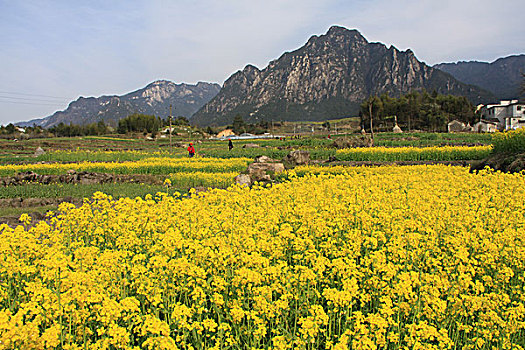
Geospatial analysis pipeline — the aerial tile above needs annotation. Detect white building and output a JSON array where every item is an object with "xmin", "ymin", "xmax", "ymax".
[{"xmin": 479, "ymin": 100, "xmax": 525, "ymax": 131}]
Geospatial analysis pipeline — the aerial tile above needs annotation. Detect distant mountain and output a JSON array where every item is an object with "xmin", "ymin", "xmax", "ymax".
[
  {"xmin": 434, "ymin": 55, "xmax": 525, "ymax": 100},
  {"xmin": 18, "ymin": 80, "xmax": 221, "ymax": 128},
  {"xmin": 191, "ymin": 26, "xmax": 494, "ymax": 126}
]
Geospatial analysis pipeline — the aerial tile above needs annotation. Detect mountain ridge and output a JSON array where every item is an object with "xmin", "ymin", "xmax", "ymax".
[
  {"xmin": 191, "ymin": 26, "xmax": 494, "ymax": 126},
  {"xmin": 434, "ymin": 54, "xmax": 525, "ymax": 99},
  {"xmin": 17, "ymin": 80, "xmax": 221, "ymax": 128}
]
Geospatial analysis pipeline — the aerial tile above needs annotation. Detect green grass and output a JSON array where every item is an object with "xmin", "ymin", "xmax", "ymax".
[
  {"xmin": 0, "ymin": 205, "xmax": 57, "ymax": 218},
  {"xmin": 0, "ymin": 183, "xmax": 170, "ymax": 200},
  {"xmin": 33, "ymin": 149, "xmax": 184, "ymax": 163},
  {"xmin": 373, "ymin": 132, "xmax": 493, "ymax": 147},
  {"xmin": 335, "ymin": 145, "xmax": 491, "ymax": 162}
]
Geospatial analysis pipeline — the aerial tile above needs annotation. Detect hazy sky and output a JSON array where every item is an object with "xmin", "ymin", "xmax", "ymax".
[{"xmin": 1, "ymin": 0, "xmax": 523, "ymax": 125}]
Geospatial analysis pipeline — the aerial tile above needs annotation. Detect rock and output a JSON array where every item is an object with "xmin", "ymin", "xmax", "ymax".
[
  {"xmin": 0, "ymin": 198, "xmax": 21, "ymax": 207},
  {"xmin": 247, "ymin": 162, "xmax": 285, "ymax": 175},
  {"xmin": 9, "ymin": 198, "xmax": 23, "ymax": 208},
  {"xmin": 470, "ymin": 153, "xmax": 525, "ymax": 174},
  {"xmin": 331, "ymin": 135, "xmax": 373, "ymax": 149},
  {"xmin": 236, "ymin": 159, "xmax": 285, "ymax": 186},
  {"xmin": 508, "ymin": 157, "xmax": 525, "ymax": 173},
  {"xmin": 34, "ymin": 147, "xmax": 45, "ymax": 157},
  {"xmin": 254, "ymin": 155, "xmax": 276, "ymax": 163},
  {"xmin": 243, "ymin": 143, "xmax": 261, "ymax": 148},
  {"xmin": 247, "ymin": 162, "xmax": 285, "ymax": 183},
  {"xmin": 40, "ymin": 175, "xmax": 53, "ymax": 184},
  {"xmin": 284, "ymin": 150, "xmax": 310, "ymax": 165},
  {"xmin": 234, "ymin": 174, "xmax": 252, "ymax": 187},
  {"xmin": 23, "ymin": 198, "xmax": 49, "ymax": 207}
]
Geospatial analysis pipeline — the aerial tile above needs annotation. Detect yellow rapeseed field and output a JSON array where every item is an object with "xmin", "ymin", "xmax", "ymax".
[
  {"xmin": 335, "ymin": 145, "xmax": 491, "ymax": 161},
  {"xmin": 0, "ymin": 165, "xmax": 524, "ymax": 349},
  {"xmin": 0, "ymin": 157, "xmax": 251, "ymax": 176}
]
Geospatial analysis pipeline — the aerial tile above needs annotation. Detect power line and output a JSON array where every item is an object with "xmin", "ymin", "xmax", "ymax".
[
  {"xmin": 0, "ymin": 95, "xmax": 70, "ymax": 103},
  {"xmin": 0, "ymin": 98, "xmax": 67, "ymax": 107},
  {"xmin": 0, "ymin": 91, "xmax": 72, "ymax": 100}
]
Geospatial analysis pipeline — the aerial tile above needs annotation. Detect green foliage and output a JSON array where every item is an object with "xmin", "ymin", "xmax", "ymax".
[
  {"xmin": 117, "ymin": 113, "xmax": 161, "ymax": 134},
  {"xmin": 492, "ymin": 129, "xmax": 525, "ymax": 154},
  {"xmin": 360, "ymin": 91, "xmax": 476, "ymax": 132},
  {"xmin": 49, "ymin": 121, "xmax": 109, "ymax": 137},
  {"xmin": 0, "ymin": 183, "xmax": 167, "ymax": 200},
  {"xmin": 1, "ymin": 123, "xmax": 16, "ymax": 134},
  {"xmin": 374, "ymin": 132, "xmax": 492, "ymax": 147},
  {"xmin": 335, "ymin": 146, "xmax": 491, "ymax": 162},
  {"xmin": 228, "ymin": 114, "xmax": 270, "ymax": 135},
  {"xmin": 231, "ymin": 114, "xmax": 247, "ymax": 134},
  {"xmin": 170, "ymin": 116, "xmax": 190, "ymax": 126}
]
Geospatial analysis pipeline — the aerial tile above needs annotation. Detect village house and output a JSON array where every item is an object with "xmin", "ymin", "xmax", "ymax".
[{"xmin": 477, "ymin": 100, "xmax": 525, "ymax": 131}]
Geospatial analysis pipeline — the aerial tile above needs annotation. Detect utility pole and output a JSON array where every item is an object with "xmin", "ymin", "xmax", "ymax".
[
  {"xmin": 369, "ymin": 101, "xmax": 374, "ymax": 140},
  {"xmin": 169, "ymin": 104, "xmax": 172, "ymax": 149}
]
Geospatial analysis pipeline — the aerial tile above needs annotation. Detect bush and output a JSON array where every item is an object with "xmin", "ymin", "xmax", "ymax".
[{"xmin": 492, "ymin": 129, "xmax": 525, "ymax": 154}]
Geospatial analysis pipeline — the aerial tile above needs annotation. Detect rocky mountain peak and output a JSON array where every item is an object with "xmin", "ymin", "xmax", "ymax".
[
  {"xmin": 191, "ymin": 25, "xmax": 494, "ymax": 126},
  {"xmin": 18, "ymin": 81, "xmax": 221, "ymax": 128},
  {"xmin": 325, "ymin": 25, "xmax": 364, "ymax": 40}
]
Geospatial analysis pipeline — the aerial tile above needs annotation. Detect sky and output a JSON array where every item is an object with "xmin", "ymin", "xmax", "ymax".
[{"xmin": 1, "ymin": 0, "xmax": 524, "ymax": 125}]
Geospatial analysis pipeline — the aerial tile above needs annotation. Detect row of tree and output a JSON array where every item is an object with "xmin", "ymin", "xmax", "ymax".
[
  {"xmin": 2, "ymin": 90, "xmax": 488, "ymax": 138},
  {"xmin": 360, "ymin": 91, "xmax": 476, "ymax": 133},
  {"xmin": 117, "ymin": 114, "xmax": 162, "ymax": 134},
  {"xmin": 48, "ymin": 121, "xmax": 110, "ymax": 137},
  {"xmin": 230, "ymin": 115, "xmax": 270, "ymax": 135}
]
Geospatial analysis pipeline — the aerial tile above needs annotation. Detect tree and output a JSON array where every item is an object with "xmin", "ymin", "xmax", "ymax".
[
  {"xmin": 360, "ymin": 96, "xmax": 383, "ymax": 139},
  {"xmin": 117, "ymin": 114, "xmax": 160, "ymax": 134},
  {"xmin": 174, "ymin": 116, "xmax": 189, "ymax": 126},
  {"xmin": 232, "ymin": 114, "xmax": 246, "ymax": 134},
  {"xmin": 5, "ymin": 123, "xmax": 16, "ymax": 134}
]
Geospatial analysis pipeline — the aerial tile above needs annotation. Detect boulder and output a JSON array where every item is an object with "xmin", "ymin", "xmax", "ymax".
[
  {"xmin": 234, "ymin": 174, "xmax": 252, "ymax": 187},
  {"xmin": 254, "ymin": 155, "xmax": 276, "ymax": 163},
  {"xmin": 34, "ymin": 147, "xmax": 45, "ymax": 157},
  {"xmin": 247, "ymin": 162, "xmax": 285, "ymax": 175},
  {"xmin": 247, "ymin": 162, "xmax": 285, "ymax": 183},
  {"xmin": 470, "ymin": 153, "xmax": 525, "ymax": 174},
  {"xmin": 243, "ymin": 143, "xmax": 260, "ymax": 148},
  {"xmin": 284, "ymin": 150, "xmax": 310, "ymax": 165}
]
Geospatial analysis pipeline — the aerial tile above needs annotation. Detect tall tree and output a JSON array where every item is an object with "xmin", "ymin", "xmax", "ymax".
[
  {"xmin": 361, "ymin": 96, "xmax": 383, "ymax": 139},
  {"xmin": 232, "ymin": 114, "xmax": 246, "ymax": 134}
]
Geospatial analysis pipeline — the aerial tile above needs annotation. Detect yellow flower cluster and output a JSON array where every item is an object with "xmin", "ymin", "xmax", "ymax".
[
  {"xmin": 168, "ymin": 171, "xmax": 237, "ymax": 189},
  {"xmin": 336, "ymin": 145, "xmax": 492, "ymax": 161},
  {"xmin": 0, "ymin": 165, "xmax": 524, "ymax": 349},
  {"xmin": 0, "ymin": 157, "xmax": 251, "ymax": 176}
]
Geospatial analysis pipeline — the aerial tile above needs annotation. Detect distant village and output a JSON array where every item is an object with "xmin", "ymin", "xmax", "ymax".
[{"xmin": 448, "ymin": 100, "xmax": 525, "ymax": 133}]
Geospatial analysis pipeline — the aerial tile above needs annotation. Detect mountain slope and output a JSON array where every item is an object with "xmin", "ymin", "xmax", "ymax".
[
  {"xmin": 434, "ymin": 55, "xmax": 525, "ymax": 99},
  {"xmin": 19, "ymin": 81, "xmax": 221, "ymax": 128},
  {"xmin": 192, "ymin": 26, "xmax": 494, "ymax": 126}
]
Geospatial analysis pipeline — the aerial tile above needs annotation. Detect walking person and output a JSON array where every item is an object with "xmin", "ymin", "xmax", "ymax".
[
  {"xmin": 228, "ymin": 138, "xmax": 233, "ymax": 151},
  {"xmin": 187, "ymin": 142, "xmax": 195, "ymax": 158}
]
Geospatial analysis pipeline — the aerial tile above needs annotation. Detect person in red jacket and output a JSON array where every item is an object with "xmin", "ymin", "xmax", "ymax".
[{"xmin": 187, "ymin": 143, "xmax": 195, "ymax": 158}]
